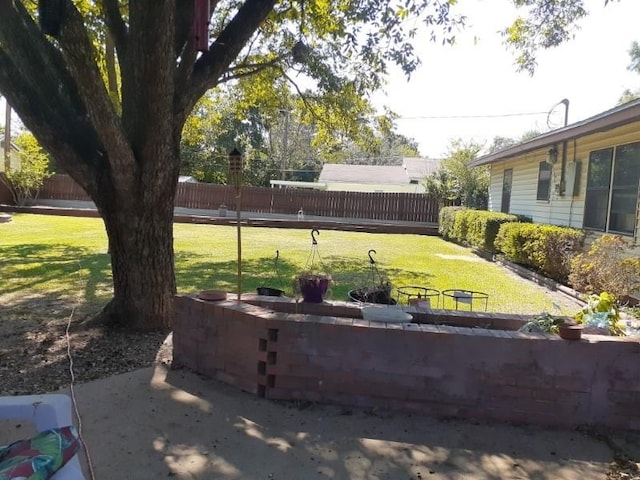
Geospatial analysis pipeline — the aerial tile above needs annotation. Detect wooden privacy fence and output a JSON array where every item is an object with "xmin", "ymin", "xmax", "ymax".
[{"xmin": 39, "ymin": 174, "xmax": 444, "ymax": 223}]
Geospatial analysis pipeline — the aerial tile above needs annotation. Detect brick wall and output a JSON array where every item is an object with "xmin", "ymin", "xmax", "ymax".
[{"xmin": 173, "ymin": 295, "xmax": 640, "ymax": 430}]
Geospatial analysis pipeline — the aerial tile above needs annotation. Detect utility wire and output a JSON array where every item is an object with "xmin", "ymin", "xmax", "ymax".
[{"xmin": 396, "ymin": 111, "xmax": 548, "ymax": 120}]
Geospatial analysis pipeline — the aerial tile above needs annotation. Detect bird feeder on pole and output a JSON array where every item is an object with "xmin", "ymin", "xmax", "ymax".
[{"xmin": 228, "ymin": 148, "xmax": 244, "ymax": 301}]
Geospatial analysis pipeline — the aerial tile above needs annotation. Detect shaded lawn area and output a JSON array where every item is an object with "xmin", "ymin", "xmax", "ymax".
[
  {"xmin": 0, "ymin": 213, "xmax": 579, "ymax": 395},
  {"xmin": 1, "ymin": 213, "xmax": 569, "ymax": 315}
]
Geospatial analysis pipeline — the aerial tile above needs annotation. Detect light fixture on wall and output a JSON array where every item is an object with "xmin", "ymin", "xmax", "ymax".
[{"xmin": 546, "ymin": 146, "xmax": 559, "ymax": 164}]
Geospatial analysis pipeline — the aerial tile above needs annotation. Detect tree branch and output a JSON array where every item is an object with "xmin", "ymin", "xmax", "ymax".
[
  {"xmin": 175, "ymin": 0, "xmax": 198, "ymax": 98},
  {"xmin": 0, "ymin": 2, "xmax": 102, "ymax": 194},
  {"xmin": 175, "ymin": 0, "xmax": 277, "ymax": 123},
  {"xmin": 122, "ymin": 0, "xmax": 177, "ymax": 167},
  {"xmin": 218, "ymin": 57, "xmax": 284, "ymax": 82},
  {"xmin": 57, "ymin": 1, "xmax": 135, "ymax": 184},
  {"xmin": 280, "ymin": 68, "xmax": 327, "ymax": 127},
  {"xmin": 102, "ymin": 0, "xmax": 128, "ymax": 56}
]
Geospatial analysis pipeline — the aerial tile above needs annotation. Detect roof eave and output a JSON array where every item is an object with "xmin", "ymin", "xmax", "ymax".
[{"xmin": 471, "ymin": 100, "xmax": 640, "ymax": 167}]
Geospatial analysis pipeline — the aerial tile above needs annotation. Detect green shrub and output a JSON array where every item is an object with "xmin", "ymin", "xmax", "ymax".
[
  {"xmin": 450, "ymin": 208, "xmax": 473, "ymax": 244},
  {"xmin": 438, "ymin": 206, "xmax": 465, "ymax": 240},
  {"xmin": 495, "ymin": 223, "xmax": 584, "ymax": 283},
  {"xmin": 1, "ymin": 132, "xmax": 51, "ymax": 206},
  {"xmin": 439, "ymin": 207, "xmax": 519, "ymax": 252},
  {"xmin": 495, "ymin": 222, "xmax": 533, "ymax": 265},
  {"xmin": 465, "ymin": 210, "xmax": 520, "ymax": 252},
  {"xmin": 569, "ymin": 234, "xmax": 640, "ymax": 300}
]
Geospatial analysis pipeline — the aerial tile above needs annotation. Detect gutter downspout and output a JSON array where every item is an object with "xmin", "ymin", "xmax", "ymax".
[{"xmin": 559, "ymin": 99, "xmax": 570, "ymax": 195}]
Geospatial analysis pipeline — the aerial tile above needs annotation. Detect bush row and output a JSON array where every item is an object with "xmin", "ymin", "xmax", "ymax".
[
  {"xmin": 494, "ymin": 222, "xmax": 585, "ymax": 283},
  {"xmin": 439, "ymin": 207, "xmax": 640, "ymax": 300},
  {"xmin": 439, "ymin": 207, "xmax": 526, "ymax": 253},
  {"xmin": 439, "ymin": 206, "xmax": 584, "ymax": 284}
]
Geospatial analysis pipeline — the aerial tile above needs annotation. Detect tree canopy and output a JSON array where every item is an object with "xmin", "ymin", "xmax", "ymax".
[{"xmin": 619, "ymin": 40, "xmax": 640, "ymax": 104}]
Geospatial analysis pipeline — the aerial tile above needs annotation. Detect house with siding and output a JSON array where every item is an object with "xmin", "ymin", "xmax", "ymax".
[
  {"xmin": 471, "ymin": 99, "xmax": 640, "ymax": 245},
  {"xmin": 318, "ymin": 157, "xmax": 440, "ymax": 193}
]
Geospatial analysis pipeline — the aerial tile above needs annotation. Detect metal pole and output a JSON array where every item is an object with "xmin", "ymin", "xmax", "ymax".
[
  {"xmin": 281, "ymin": 109, "xmax": 289, "ymax": 180},
  {"xmin": 229, "ymin": 147, "xmax": 243, "ymax": 301},
  {"xmin": 236, "ymin": 190, "xmax": 242, "ymax": 301},
  {"xmin": 4, "ymin": 100, "xmax": 11, "ymax": 172},
  {"xmin": 561, "ymin": 98, "xmax": 570, "ymax": 127}
]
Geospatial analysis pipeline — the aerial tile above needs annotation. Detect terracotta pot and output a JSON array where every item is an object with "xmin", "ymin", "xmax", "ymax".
[
  {"xmin": 197, "ymin": 290, "xmax": 227, "ymax": 301},
  {"xmin": 558, "ymin": 323, "xmax": 583, "ymax": 340}
]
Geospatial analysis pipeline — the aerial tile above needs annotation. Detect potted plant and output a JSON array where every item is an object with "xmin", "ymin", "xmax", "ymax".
[
  {"xmin": 519, "ymin": 312, "xmax": 584, "ymax": 340},
  {"xmin": 574, "ymin": 291, "xmax": 625, "ymax": 336},
  {"xmin": 295, "ymin": 229, "xmax": 332, "ymax": 303},
  {"xmin": 296, "ymin": 271, "xmax": 332, "ymax": 303},
  {"xmin": 257, "ymin": 250, "xmax": 285, "ymax": 297},
  {"xmin": 348, "ymin": 281, "xmax": 396, "ymax": 305},
  {"xmin": 519, "ymin": 312, "xmax": 566, "ymax": 334},
  {"xmin": 347, "ymin": 249, "xmax": 397, "ymax": 305},
  {"xmin": 557, "ymin": 321, "xmax": 584, "ymax": 340}
]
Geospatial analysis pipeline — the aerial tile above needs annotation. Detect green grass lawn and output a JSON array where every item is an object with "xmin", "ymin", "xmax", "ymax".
[{"xmin": 0, "ymin": 213, "xmax": 569, "ymax": 315}]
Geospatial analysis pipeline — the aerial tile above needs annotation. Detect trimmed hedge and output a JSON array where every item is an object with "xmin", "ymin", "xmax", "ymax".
[
  {"xmin": 439, "ymin": 207, "xmax": 521, "ymax": 252},
  {"xmin": 438, "ymin": 206, "xmax": 465, "ymax": 240},
  {"xmin": 495, "ymin": 223, "xmax": 585, "ymax": 283}
]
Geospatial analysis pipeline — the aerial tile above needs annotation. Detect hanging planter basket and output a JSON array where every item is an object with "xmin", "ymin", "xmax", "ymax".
[
  {"xmin": 348, "ymin": 286, "xmax": 396, "ymax": 305},
  {"xmin": 257, "ymin": 250, "xmax": 285, "ymax": 297},
  {"xmin": 296, "ymin": 229, "xmax": 332, "ymax": 303},
  {"xmin": 348, "ymin": 249, "xmax": 396, "ymax": 305},
  {"xmin": 298, "ymin": 274, "xmax": 331, "ymax": 303}
]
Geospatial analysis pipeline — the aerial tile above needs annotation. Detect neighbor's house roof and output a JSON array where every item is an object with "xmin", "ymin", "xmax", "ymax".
[
  {"xmin": 471, "ymin": 98, "xmax": 640, "ymax": 167},
  {"xmin": 319, "ymin": 164, "xmax": 410, "ymax": 184},
  {"xmin": 319, "ymin": 158, "xmax": 440, "ymax": 185},
  {"xmin": 269, "ymin": 180, "xmax": 327, "ymax": 189},
  {"xmin": 402, "ymin": 157, "xmax": 441, "ymax": 181}
]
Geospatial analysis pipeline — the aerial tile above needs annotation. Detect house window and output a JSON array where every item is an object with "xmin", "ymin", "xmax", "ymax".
[
  {"xmin": 584, "ymin": 143, "xmax": 640, "ymax": 235},
  {"xmin": 536, "ymin": 162, "xmax": 552, "ymax": 201},
  {"xmin": 501, "ymin": 168, "xmax": 512, "ymax": 213}
]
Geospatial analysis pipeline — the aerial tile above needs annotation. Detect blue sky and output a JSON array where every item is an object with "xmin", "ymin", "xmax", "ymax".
[{"xmin": 374, "ymin": 0, "xmax": 640, "ymax": 158}]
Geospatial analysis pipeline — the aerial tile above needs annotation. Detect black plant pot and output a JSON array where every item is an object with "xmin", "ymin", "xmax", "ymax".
[
  {"xmin": 256, "ymin": 286, "xmax": 285, "ymax": 297},
  {"xmin": 348, "ymin": 288, "xmax": 397, "ymax": 305}
]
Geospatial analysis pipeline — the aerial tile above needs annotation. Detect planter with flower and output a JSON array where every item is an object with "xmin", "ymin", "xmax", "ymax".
[
  {"xmin": 519, "ymin": 292, "xmax": 624, "ymax": 340},
  {"xmin": 574, "ymin": 291, "xmax": 625, "ymax": 336},
  {"xmin": 296, "ymin": 229, "xmax": 332, "ymax": 303},
  {"xmin": 296, "ymin": 271, "xmax": 332, "ymax": 303}
]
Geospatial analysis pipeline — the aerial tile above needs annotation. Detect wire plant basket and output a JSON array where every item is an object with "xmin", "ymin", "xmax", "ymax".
[
  {"xmin": 256, "ymin": 250, "xmax": 285, "ymax": 297},
  {"xmin": 296, "ymin": 229, "xmax": 332, "ymax": 303},
  {"xmin": 347, "ymin": 249, "xmax": 396, "ymax": 305}
]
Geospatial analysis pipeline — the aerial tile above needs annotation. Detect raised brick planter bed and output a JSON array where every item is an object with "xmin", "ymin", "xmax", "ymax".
[{"xmin": 172, "ymin": 295, "xmax": 640, "ymax": 430}]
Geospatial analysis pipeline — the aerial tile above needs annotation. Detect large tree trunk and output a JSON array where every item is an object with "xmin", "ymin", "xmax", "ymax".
[
  {"xmin": 100, "ymin": 193, "xmax": 176, "ymax": 331},
  {"xmin": 91, "ymin": 133, "xmax": 180, "ymax": 330}
]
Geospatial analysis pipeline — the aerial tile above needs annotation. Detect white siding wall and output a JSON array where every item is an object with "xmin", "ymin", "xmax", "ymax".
[
  {"xmin": 487, "ymin": 120, "xmax": 640, "ymax": 238},
  {"xmin": 488, "ymin": 151, "xmax": 582, "ymax": 227}
]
